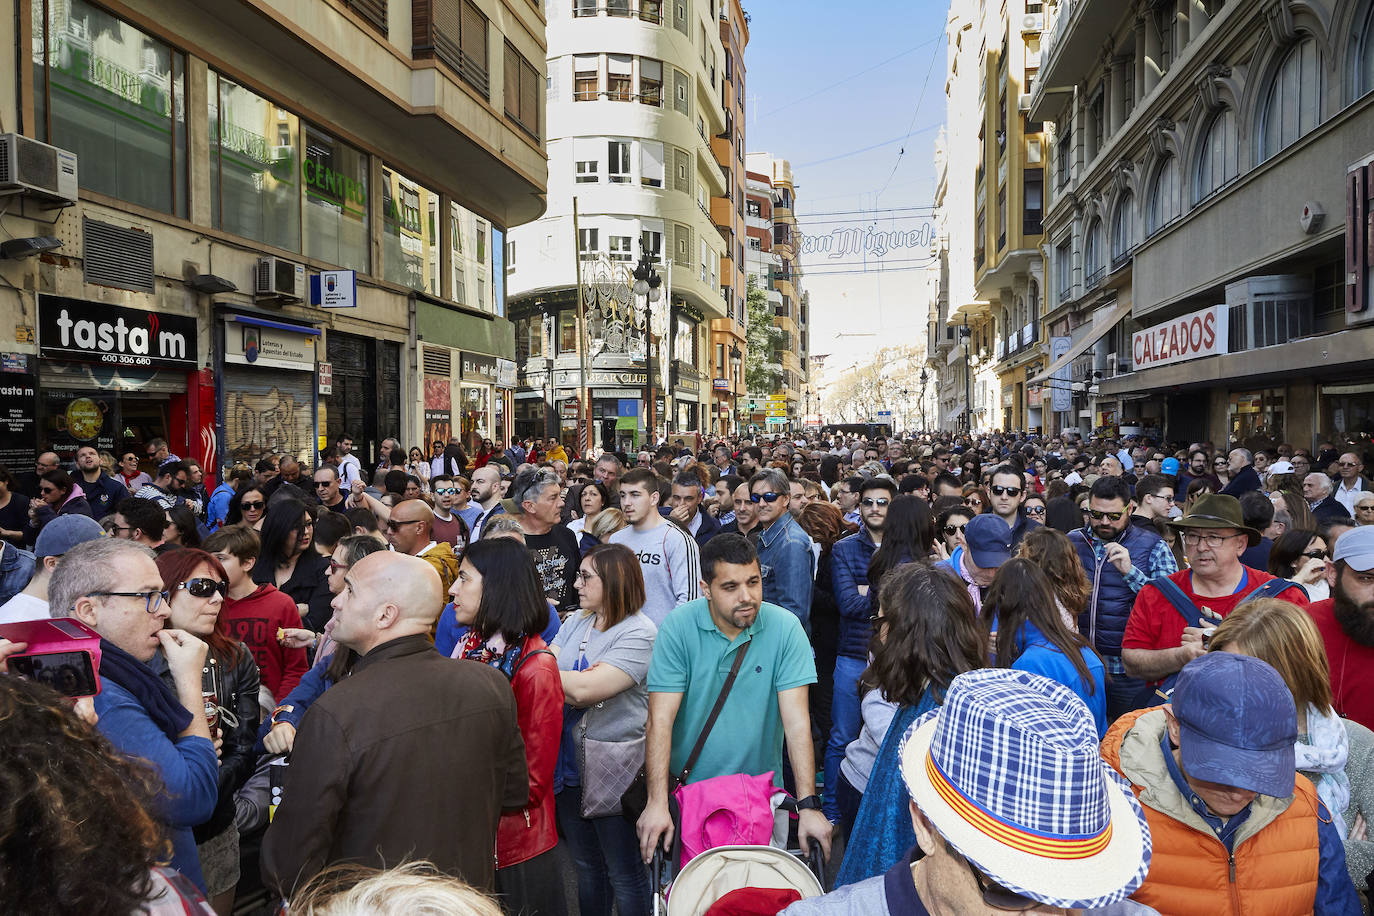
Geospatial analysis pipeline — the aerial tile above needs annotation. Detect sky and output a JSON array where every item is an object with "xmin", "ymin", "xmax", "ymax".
[{"xmin": 742, "ymin": 0, "xmax": 951, "ymax": 388}]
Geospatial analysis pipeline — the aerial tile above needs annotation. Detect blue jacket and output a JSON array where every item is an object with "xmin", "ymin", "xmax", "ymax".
[
  {"xmin": 754, "ymin": 513, "xmax": 815, "ymax": 630},
  {"xmin": 0, "ymin": 542, "xmax": 35, "ymax": 607},
  {"xmin": 1005, "ymin": 619, "xmax": 1107, "ymax": 738},
  {"xmin": 687, "ymin": 508, "xmax": 721, "ymax": 548},
  {"xmin": 1069, "ymin": 523, "xmax": 1168, "ymax": 658},
  {"xmin": 207, "ymin": 481, "xmax": 236, "ymax": 530},
  {"xmin": 78, "ymin": 473, "xmax": 127, "ymax": 520},
  {"xmin": 1219, "ymin": 465, "xmax": 1262, "ymax": 497},
  {"xmin": 830, "ymin": 528, "xmax": 878, "ymax": 660}
]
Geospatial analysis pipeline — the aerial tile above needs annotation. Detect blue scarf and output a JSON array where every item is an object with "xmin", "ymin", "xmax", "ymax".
[
  {"xmin": 834, "ymin": 687, "xmax": 939, "ymax": 888},
  {"xmin": 98, "ymin": 638, "xmax": 193, "ymax": 741}
]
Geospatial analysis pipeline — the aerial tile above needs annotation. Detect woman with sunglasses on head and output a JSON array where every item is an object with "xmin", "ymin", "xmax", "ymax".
[
  {"xmin": 251, "ymin": 499, "xmax": 332, "ymax": 632},
  {"xmin": 1269, "ymin": 529, "xmax": 1332, "ymax": 601},
  {"xmin": 151, "ymin": 548, "xmax": 259, "ymax": 914},
  {"xmin": 225, "ymin": 485, "xmax": 268, "ymax": 530}
]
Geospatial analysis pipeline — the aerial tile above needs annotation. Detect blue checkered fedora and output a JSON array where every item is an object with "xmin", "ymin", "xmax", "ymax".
[{"xmin": 899, "ymin": 669, "xmax": 1151, "ymax": 909}]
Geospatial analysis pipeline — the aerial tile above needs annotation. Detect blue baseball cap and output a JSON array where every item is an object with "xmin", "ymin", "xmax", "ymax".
[
  {"xmin": 1161, "ymin": 457, "xmax": 1180, "ymax": 475},
  {"xmin": 964, "ymin": 514, "xmax": 1015, "ymax": 569},
  {"xmin": 34, "ymin": 514, "xmax": 105, "ymax": 559},
  {"xmin": 1172, "ymin": 653, "xmax": 1296, "ymax": 798}
]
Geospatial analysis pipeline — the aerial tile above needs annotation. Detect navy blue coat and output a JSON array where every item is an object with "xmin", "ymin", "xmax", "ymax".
[{"xmin": 1069, "ymin": 523, "xmax": 1163, "ymax": 658}]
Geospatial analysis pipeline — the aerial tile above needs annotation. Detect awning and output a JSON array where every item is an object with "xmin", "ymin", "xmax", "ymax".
[
  {"xmin": 945, "ymin": 406, "xmax": 966, "ymax": 423},
  {"xmin": 1028, "ymin": 296, "xmax": 1133, "ymax": 385}
]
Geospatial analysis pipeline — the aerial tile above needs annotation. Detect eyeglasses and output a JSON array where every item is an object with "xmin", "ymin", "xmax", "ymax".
[
  {"xmin": 989, "ymin": 485, "xmax": 1022, "ymax": 497},
  {"xmin": 177, "ymin": 578, "xmax": 227, "ymax": 599},
  {"xmin": 434, "ymin": 487, "xmax": 460, "ymax": 495},
  {"xmin": 328, "ymin": 560, "xmax": 348, "ymax": 574},
  {"xmin": 386, "ymin": 518, "xmax": 422, "ymax": 530},
  {"xmin": 574, "ymin": 570, "xmax": 600, "ymax": 582},
  {"xmin": 943, "ymin": 524, "xmax": 966, "ymax": 536},
  {"xmin": 1214, "ymin": 459, "xmax": 1227, "ymax": 466},
  {"xmin": 90, "ymin": 590, "xmax": 169, "ymax": 614},
  {"xmin": 963, "ymin": 854, "xmax": 1041, "ymax": 911},
  {"xmin": 867, "ymin": 612, "xmax": 885, "ymax": 624},
  {"xmin": 860, "ymin": 497, "xmax": 890, "ymax": 508},
  {"xmin": 963, "ymin": 498, "xmax": 982, "ymax": 507},
  {"xmin": 1182, "ymin": 531, "xmax": 1244, "ymax": 548},
  {"xmin": 1338, "ymin": 461, "xmax": 1360, "ymax": 467},
  {"xmin": 240, "ymin": 501, "xmax": 264, "ymax": 511},
  {"xmin": 1088, "ymin": 509, "xmax": 1126, "ymax": 521},
  {"xmin": 749, "ymin": 492, "xmax": 784, "ymax": 503},
  {"xmin": 1024, "ymin": 505, "xmax": 1046, "ymax": 516},
  {"xmin": 1148, "ymin": 493, "xmax": 1176, "ymax": 503}
]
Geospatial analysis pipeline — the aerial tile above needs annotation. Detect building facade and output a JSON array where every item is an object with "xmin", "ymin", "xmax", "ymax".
[
  {"xmin": 1028, "ymin": 0, "xmax": 1374, "ymax": 447},
  {"xmin": 505, "ymin": 0, "xmax": 734, "ymax": 451},
  {"xmin": 745, "ymin": 152, "xmax": 807, "ymax": 430},
  {"xmin": 0, "ymin": 0, "xmax": 543, "ymax": 479}
]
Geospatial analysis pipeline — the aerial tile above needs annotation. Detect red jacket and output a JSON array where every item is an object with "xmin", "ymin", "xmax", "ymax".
[
  {"xmin": 221, "ymin": 584, "xmax": 308, "ymax": 701},
  {"xmin": 497, "ymin": 635, "xmax": 563, "ymax": 867}
]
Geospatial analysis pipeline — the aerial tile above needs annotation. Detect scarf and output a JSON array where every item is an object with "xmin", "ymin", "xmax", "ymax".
[
  {"xmin": 1295, "ymin": 703, "xmax": 1350, "ymax": 841},
  {"xmin": 454, "ymin": 629, "xmax": 525, "ymax": 680},
  {"xmin": 99, "ymin": 638, "xmax": 193, "ymax": 741},
  {"xmin": 833, "ymin": 688, "xmax": 940, "ymax": 887},
  {"xmin": 953, "ymin": 547, "xmax": 983, "ymax": 615}
]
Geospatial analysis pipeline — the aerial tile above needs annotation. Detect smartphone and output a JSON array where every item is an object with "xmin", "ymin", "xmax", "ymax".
[{"xmin": 0, "ymin": 618, "xmax": 103, "ymax": 698}]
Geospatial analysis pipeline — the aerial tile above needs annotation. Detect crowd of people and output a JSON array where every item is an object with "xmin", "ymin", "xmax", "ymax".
[{"xmin": 3, "ymin": 428, "xmax": 1374, "ymax": 914}]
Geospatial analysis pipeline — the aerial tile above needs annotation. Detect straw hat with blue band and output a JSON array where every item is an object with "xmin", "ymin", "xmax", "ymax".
[{"xmin": 899, "ymin": 669, "xmax": 1152, "ymax": 909}]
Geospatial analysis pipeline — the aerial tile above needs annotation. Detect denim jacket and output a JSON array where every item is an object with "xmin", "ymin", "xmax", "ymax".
[
  {"xmin": 0, "ymin": 542, "xmax": 35, "ymax": 607},
  {"xmin": 754, "ymin": 513, "xmax": 815, "ymax": 630}
]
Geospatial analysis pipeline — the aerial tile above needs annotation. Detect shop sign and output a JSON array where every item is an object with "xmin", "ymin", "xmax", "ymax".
[
  {"xmin": 1132, "ymin": 305, "xmax": 1228, "ymax": 371},
  {"xmin": 557, "ymin": 369, "xmax": 647, "ymax": 387},
  {"xmin": 224, "ymin": 320, "xmax": 316, "ymax": 371},
  {"xmin": 618, "ymin": 399, "xmax": 640, "ymax": 418},
  {"xmin": 0, "ymin": 354, "xmax": 37, "ymax": 468},
  {"xmin": 311, "ymin": 270, "xmax": 357, "ymax": 309},
  {"xmin": 461, "ymin": 352, "xmax": 498, "ymax": 383},
  {"xmin": 560, "ymin": 397, "xmax": 580, "ymax": 420},
  {"xmin": 1050, "ymin": 337, "xmax": 1072, "ymax": 413},
  {"xmin": 713, "ymin": 378, "xmax": 730, "ymax": 390},
  {"xmin": 1027, "ymin": 385, "xmax": 1042, "ymax": 407},
  {"xmin": 424, "ymin": 378, "xmax": 453, "ymax": 445},
  {"xmin": 39, "ymin": 296, "xmax": 197, "ymax": 370},
  {"xmin": 318, "ymin": 362, "xmax": 333, "ymax": 395},
  {"xmin": 496, "ymin": 358, "xmax": 518, "ymax": 388}
]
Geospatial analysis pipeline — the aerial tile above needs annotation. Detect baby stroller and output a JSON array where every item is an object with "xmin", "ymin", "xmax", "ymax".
[{"xmin": 654, "ymin": 844, "xmax": 825, "ymax": 916}]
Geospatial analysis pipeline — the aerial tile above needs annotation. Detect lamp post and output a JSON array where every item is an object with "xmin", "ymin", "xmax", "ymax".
[
  {"xmin": 919, "ymin": 368, "xmax": 929, "ymax": 433},
  {"xmin": 632, "ymin": 248, "xmax": 662, "ymax": 447},
  {"xmin": 961, "ymin": 318, "xmax": 972, "ymax": 435},
  {"xmin": 729, "ymin": 342, "xmax": 742, "ymax": 436}
]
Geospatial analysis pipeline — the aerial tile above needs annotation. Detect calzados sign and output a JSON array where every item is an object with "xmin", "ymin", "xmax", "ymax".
[
  {"xmin": 39, "ymin": 296, "xmax": 198, "ymax": 370},
  {"xmin": 1132, "ymin": 305, "xmax": 1229, "ymax": 372}
]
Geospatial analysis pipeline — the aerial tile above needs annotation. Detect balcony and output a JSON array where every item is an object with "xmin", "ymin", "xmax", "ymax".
[
  {"xmin": 1033, "ymin": 0, "xmax": 1124, "ymax": 116},
  {"xmin": 413, "ymin": 0, "xmax": 490, "ymax": 98},
  {"xmin": 1084, "ymin": 265, "xmax": 1105, "ymax": 292}
]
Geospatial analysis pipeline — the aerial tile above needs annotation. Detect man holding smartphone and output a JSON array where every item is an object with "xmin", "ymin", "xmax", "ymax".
[{"xmin": 47, "ymin": 537, "xmax": 218, "ymax": 893}]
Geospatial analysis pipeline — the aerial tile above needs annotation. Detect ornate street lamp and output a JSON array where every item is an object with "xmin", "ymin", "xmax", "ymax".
[{"xmin": 632, "ymin": 250, "xmax": 662, "ymax": 444}]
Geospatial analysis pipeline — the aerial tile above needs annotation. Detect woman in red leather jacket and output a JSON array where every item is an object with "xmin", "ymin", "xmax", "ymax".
[{"xmin": 449, "ymin": 537, "xmax": 566, "ymax": 915}]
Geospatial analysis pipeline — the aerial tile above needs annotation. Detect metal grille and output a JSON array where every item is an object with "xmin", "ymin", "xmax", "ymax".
[
  {"xmin": 673, "ymin": 69, "xmax": 690, "ymax": 116},
  {"xmin": 673, "ymin": 148, "xmax": 691, "ymax": 194},
  {"xmin": 674, "ymin": 223, "xmax": 692, "ymax": 269},
  {"xmin": 674, "ymin": 0, "xmax": 688, "ymax": 34},
  {"xmin": 423, "ymin": 345, "xmax": 452, "ymax": 377},
  {"xmin": 83, "ymin": 218, "xmax": 154, "ymax": 293},
  {"xmin": 346, "ymin": 0, "xmax": 388, "ymax": 33}
]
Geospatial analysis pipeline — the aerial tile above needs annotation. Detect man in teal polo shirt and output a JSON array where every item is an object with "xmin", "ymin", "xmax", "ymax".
[{"xmin": 637, "ymin": 534, "xmax": 831, "ymax": 864}]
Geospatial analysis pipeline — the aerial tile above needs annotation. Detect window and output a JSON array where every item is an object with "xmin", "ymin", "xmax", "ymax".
[
  {"xmin": 746, "ymin": 199, "xmax": 762, "ymax": 217},
  {"xmin": 609, "ymin": 235, "xmax": 634, "ymax": 261},
  {"xmin": 33, "ymin": 0, "xmax": 188, "ymax": 216},
  {"xmin": 640, "ymin": 0, "xmax": 662, "ymax": 23},
  {"xmin": 1358, "ymin": 4, "xmax": 1374, "ymax": 99},
  {"xmin": 607, "ymin": 141, "xmax": 631, "ymax": 183},
  {"xmin": 1146, "ymin": 153, "xmax": 1180, "ymax": 234},
  {"xmin": 1258, "ymin": 37, "xmax": 1322, "ymax": 161},
  {"xmin": 608, "ymin": 55, "xmax": 633, "ymax": 101},
  {"xmin": 574, "ymin": 137, "xmax": 599, "ymax": 182},
  {"xmin": 997, "ymin": 184, "xmax": 1008, "ymax": 250},
  {"xmin": 747, "ymin": 236, "xmax": 761, "ymax": 250},
  {"xmin": 503, "ymin": 43, "xmax": 540, "ymax": 138},
  {"xmin": 505, "ymin": 239, "xmax": 515, "ymax": 272},
  {"xmin": 1110, "ymin": 191, "xmax": 1134, "ymax": 266},
  {"xmin": 210, "ymin": 73, "xmax": 300, "ymax": 252},
  {"xmin": 382, "ymin": 166, "xmax": 439, "ymax": 295},
  {"xmin": 700, "ymin": 238, "xmax": 710, "ymax": 282},
  {"xmin": 435, "ymin": 0, "xmax": 489, "ymax": 97},
  {"xmin": 450, "ymin": 202, "xmax": 494, "ymax": 312},
  {"xmin": 675, "ymin": 317, "xmax": 698, "ymax": 367},
  {"xmin": 640, "ymin": 59, "xmax": 663, "ymax": 106},
  {"xmin": 975, "ymin": 208, "xmax": 986, "ymax": 269},
  {"xmin": 574, "ymin": 55, "xmax": 598, "ymax": 100},
  {"xmin": 1121, "ymin": 56, "xmax": 1135, "ymax": 121},
  {"xmin": 1055, "ymin": 117, "xmax": 1072, "ymax": 188},
  {"xmin": 641, "ymin": 227, "xmax": 663, "ymax": 262},
  {"xmin": 303, "ymin": 124, "xmax": 369, "ymax": 272},
  {"xmin": 1083, "ymin": 219, "xmax": 1103, "ymax": 289},
  {"xmin": 1153, "ymin": 5, "xmax": 1173, "ymax": 76},
  {"xmin": 516, "ymin": 315, "xmax": 543, "ymax": 359},
  {"xmin": 1087, "ymin": 86, "xmax": 1105, "ymax": 161},
  {"xmin": 1024, "ymin": 168, "xmax": 1044, "ymax": 235},
  {"xmin": 573, "ymin": 0, "xmax": 595, "ymax": 16},
  {"xmin": 578, "ymin": 228, "xmax": 598, "ymax": 257},
  {"xmin": 607, "ymin": 0, "xmax": 630, "ymax": 15},
  {"xmin": 674, "ymin": 69, "xmax": 691, "ymax": 116},
  {"xmin": 1194, "ymin": 107, "xmax": 1238, "ymax": 202},
  {"xmin": 641, "ymin": 141, "xmax": 665, "ymax": 187},
  {"xmin": 558, "ymin": 312, "xmax": 577, "ymax": 353}
]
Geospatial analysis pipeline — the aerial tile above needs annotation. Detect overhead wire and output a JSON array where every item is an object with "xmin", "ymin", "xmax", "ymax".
[
  {"xmin": 874, "ymin": 31, "xmax": 946, "ymax": 205},
  {"xmin": 756, "ymin": 35, "xmax": 943, "ymax": 120}
]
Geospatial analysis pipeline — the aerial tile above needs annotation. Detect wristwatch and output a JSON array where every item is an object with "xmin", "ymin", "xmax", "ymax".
[{"xmin": 795, "ymin": 794, "xmax": 823, "ymax": 812}]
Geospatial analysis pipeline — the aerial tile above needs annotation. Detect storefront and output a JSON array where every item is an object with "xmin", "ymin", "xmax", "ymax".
[
  {"xmin": 1319, "ymin": 382, "xmax": 1374, "ymax": 446},
  {"xmin": 459, "ymin": 352, "xmax": 498, "ymax": 448},
  {"xmin": 322, "ymin": 331, "xmax": 402, "ymax": 468},
  {"xmin": 674, "ymin": 367, "xmax": 701, "ymax": 433},
  {"xmin": 219, "ymin": 313, "xmax": 319, "ymax": 468},
  {"xmin": 35, "ymin": 296, "xmax": 210, "ymax": 470}
]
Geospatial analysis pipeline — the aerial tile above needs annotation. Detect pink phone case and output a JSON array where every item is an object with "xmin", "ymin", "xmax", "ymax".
[{"xmin": 0, "ymin": 618, "xmax": 103, "ymax": 695}]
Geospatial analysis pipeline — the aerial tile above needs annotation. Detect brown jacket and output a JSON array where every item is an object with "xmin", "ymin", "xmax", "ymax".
[{"xmin": 261, "ymin": 633, "xmax": 528, "ymax": 896}]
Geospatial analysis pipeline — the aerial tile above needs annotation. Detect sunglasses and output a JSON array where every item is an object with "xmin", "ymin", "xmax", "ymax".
[
  {"xmin": 860, "ymin": 497, "xmax": 890, "ymax": 508},
  {"xmin": 989, "ymin": 485, "xmax": 1022, "ymax": 497},
  {"xmin": 434, "ymin": 487, "xmax": 460, "ymax": 495},
  {"xmin": 386, "ymin": 518, "xmax": 422, "ymax": 530},
  {"xmin": 943, "ymin": 524, "xmax": 967, "ymax": 535},
  {"xmin": 1024, "ymin": 505, "xmax": 1046, "ymax": 516},
  {"xmin": 1087, "ymin": 509, "xmax": 1125, "ymax": 521},
  {"xmin": 1303, "ymin": 550, "xmax": 1329, "ymax": 560},
  {"xmin": 963, "ymin": 854, "xmax": 1040, "ymax": 911},
  {"xmin": 177, "ymin": 578, "xmax": 227, "ymax": 599},
  {"xmin": 240, "ymin": 500, "xmax": 264, "ymax": 511},
  {"xmin": 314, "ymin": 481, "xmax": 334, "ymax": 488},
  {"xmin": 749, "ymin": 492, "xmax": 784, "ymax": 503},
  {"xmin": 1358, "ymin": 505, "xmax": 1374, "ymax": 512}
]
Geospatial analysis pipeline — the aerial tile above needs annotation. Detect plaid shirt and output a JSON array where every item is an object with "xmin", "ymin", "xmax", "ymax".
[{"xmin": 1082, "ymin": 527, "xmax": 1178, "ymax": 593}]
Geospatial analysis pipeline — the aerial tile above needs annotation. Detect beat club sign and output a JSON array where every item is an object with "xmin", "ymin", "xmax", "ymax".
[
  {"xmin": 1131, "ymin": 304, "xmax": 1229, "ymax": 371},
  {"xmin": 38, "ymin": 295, "xmax": 198, "ymax": 370}
]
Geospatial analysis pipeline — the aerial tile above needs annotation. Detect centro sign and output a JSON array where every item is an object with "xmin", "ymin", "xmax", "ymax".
[
  {"xmin": 38, "ymin": 296, "xmax": 198, "ymax": 371},
  {"xmin": 1132, "ymin": 304, "xmax": 1229, "ymax": 372}
]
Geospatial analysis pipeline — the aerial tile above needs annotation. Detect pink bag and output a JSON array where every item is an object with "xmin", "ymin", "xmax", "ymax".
[{"xmin": 673, "ymin": 771, "xmax": 790, "ymax": 866}]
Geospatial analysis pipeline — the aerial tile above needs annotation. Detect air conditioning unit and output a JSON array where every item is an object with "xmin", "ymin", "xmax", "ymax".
[
  {"xmin": 1021, "ymin": 12, "xmax": 1044, "ymax": 33},
  {"xmin": 0, "ymin": 133, "xmax": 78, "ymax": 205},
  {"xmin": 255, "ymin": 256, "xmax": 306, "ymax": 301},
  {"xmin": 1018, "ymin": 93, "xmax": 1033, "ymax": 112}
]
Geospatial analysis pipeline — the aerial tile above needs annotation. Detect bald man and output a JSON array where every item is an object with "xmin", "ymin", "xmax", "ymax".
[
  {"xmin": 384, "ymin": 498, "xmax": 460, "ymax": 595},
  {"xmin": 262, "ymin": 552, "xmax": 528, "ymax": 897}
]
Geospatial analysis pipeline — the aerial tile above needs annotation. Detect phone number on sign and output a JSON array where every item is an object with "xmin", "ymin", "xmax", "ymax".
[{"xmin": 100, "ymin": 353, "xmax": 153, "ymax": 367}]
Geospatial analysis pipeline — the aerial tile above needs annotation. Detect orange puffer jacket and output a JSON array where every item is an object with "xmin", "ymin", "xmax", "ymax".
[{"xmin": 1101, "ymin": 707, "xmax": 1320, "ymax": 916}]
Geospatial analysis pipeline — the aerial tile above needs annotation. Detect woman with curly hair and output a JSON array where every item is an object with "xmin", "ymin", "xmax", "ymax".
[
  {"xmin": 797, "ymin": 501, "xmax": 859, "ymax": 776},
  {"xmin": 0, "ymin": 673, "xmax": 215, "ymax": 915},
  {"xmin": 835, "ymin": 561, "xmax": 986, "ymax": 885},
  {"xmin": 1016, "ymin": 525, "xmax": 1090, "ymax": 632}
]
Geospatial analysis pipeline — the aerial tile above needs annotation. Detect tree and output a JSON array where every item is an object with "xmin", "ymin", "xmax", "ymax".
[{"xmin": 744, "ymin": 275, "xmax": 780, "ymax": 394}]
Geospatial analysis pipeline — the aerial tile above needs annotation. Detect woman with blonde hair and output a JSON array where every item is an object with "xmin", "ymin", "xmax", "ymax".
[
  {"xmin": 291, "ymin": 862, "xmax": 502, "ymax": 916},
  {"xmin": 587, "ymin": 508, "xmax": 627, "ymax": 543},
  {"xmin": 1208, "ymin": 597, "xmax": 1373, "ymax": 892}
]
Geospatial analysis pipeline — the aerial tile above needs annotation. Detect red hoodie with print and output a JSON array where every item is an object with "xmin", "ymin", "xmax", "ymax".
[{"xmin": 221, "ymin": 583, "xmax": 308, "ymax": 701}]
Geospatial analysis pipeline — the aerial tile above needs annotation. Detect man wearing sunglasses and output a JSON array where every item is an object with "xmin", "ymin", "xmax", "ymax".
[
  {"xmin": 313, "ymin": 466, "xmax": 349, "ymax": 514},
  {"xmin": 824, "ymin": 476, "xmax": 897, "ymax": 824},
  {"xmin": 748, "ymin": 468, "xmax": 815, "ymax": 632},
  {"xmin": 986, "ymin": 464, "xmax": 1039, "ymax": 550},
  {"xmin": 1070, "ymin": 476, "xmax": 1177, "ymax": 722}
]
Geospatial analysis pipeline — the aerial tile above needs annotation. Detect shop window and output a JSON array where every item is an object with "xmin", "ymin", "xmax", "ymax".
[
  {"xmin": 209, "ymin": 73, "xmax": 300, "ymax": 252},
  {"xmin": 461, "ymin": 385, "xmax": 491, "ymax": 440},
  {"xmin": 381, "ymin": 165, "xmax": 439, "ymax": 295},
  {"xmin": 1194, "ymin": 107, "xmax": 1238, "ymax": 203},
  {"xmin": 1258, "ymin": 37, "xmax": 1322, "ymax": 162},
  {"xmin": 303, "ymin": 125, "xmax": 369, "ymax": 272},
  {"xmin": 33, "ymin": 0, "xmax": 188, "ymax": 217},
  {"xmin": 1228, "ymin": 389, "xmax": 1285, "ymax": 444},
  {"xmin": 558, "ymin": 312, "xmax": 578, "ymax": 353},
  {"xmin": 450, "ymin": 201, "xmax": 493, "ymax": 312}
]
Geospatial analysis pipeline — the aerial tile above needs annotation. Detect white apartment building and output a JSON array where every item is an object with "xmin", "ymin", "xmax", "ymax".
[{"xmin": 506, "ymin": 0, "xmax": 732, "ymax": 447}]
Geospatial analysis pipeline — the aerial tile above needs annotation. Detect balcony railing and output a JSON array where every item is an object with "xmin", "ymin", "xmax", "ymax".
[{"xmin": 1084, "ymin": 265, "xmax": 1105, "ymax": 291}]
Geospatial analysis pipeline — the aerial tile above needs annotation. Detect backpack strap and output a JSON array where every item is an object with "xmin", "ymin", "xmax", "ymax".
[
  {"xmin": 1241, "ymin": 577, "xmax": 1306, "ymax": 604},
  {"xmin": 1147, "ymin": 576, "xmax": 1207, "ymax": 629}
]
